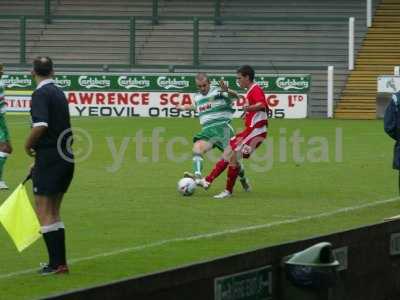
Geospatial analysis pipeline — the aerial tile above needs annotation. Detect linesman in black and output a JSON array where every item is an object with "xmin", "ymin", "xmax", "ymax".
[{"xmin": 25, "ymin": 57, "xmax": 74, "ymax": 275}]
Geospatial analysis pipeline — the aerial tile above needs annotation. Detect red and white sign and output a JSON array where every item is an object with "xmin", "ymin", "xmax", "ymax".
[
  {"xmin": 5, "ymin": 92, "xmax": 307, "ymax": 119},
  {"xmin": 67, "ymin": 92, "xmax": 307, "ymax": 119},
  {"xmin": 5, "ymin": 96, "xmax": 31, "ymax": 112}
]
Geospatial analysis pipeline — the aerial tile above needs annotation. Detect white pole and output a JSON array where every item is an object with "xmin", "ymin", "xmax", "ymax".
[
  {"xmin": 348, "ymin": 17, "xmax": 355, "ymax": 71},
  {"xmin": 327, "ymin": 66, "xmax": 334, "ymax": 118},
  {"xmin": 367, "ymin": 0, "xmax": 372, "ymax": 27},
  {"xmin": 395, "ymin": 66, "xmax": 400, "ymax": 76}
]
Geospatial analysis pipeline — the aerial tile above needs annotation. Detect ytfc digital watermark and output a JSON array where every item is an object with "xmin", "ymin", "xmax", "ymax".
[{"xmin": 59, "ymin": 126, "xmax": 343, "ymax": 173}]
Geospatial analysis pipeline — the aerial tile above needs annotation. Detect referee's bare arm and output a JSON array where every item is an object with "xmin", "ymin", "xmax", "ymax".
[{"xmin": 25, "ymin": 126, "xmax": 47, "ymax": 157}]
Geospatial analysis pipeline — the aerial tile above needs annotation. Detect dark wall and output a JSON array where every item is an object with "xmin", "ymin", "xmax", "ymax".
[{"xmin": 44, "ymin": 220, "xmax": 400, "ymax": 300}]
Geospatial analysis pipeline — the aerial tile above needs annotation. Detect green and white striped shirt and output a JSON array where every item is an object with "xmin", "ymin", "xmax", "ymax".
[
  {"xmin": 0, "ymin": 79, "xmax": 6, "ymax": 114},
  {"xmin": 194, "ymin": 86, "xmax": 235, "ymax": 127}
]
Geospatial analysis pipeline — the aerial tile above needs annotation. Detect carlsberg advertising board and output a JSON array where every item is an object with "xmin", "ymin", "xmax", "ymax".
[{"xmin": 3, "ymin": 73, "xmax": 310, "ymax": 119}]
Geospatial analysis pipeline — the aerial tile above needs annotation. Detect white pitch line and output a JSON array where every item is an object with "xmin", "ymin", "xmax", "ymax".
[{"xmin": 0, "ymin": 195, "xmax": 399, "ymax": 280}]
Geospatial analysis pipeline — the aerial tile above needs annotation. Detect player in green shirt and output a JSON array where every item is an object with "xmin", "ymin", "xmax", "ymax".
[
  {"xmin": 0, "ymin": 63, "xmax": 13, "ymax": 190},
  {"xmin": 178, "ymin": 72, "xmax": 250, "ymax": 191}
]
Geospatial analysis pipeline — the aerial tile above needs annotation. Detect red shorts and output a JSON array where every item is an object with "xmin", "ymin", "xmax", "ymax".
[{"xmin": 229, "ymin": 126, "xmax": 267, "ymax": 158}]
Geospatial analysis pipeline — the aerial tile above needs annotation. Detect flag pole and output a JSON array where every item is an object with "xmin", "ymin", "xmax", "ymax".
[{"xmin": 22, "ymin": 171, "xmax": 32, "ymax": 185}]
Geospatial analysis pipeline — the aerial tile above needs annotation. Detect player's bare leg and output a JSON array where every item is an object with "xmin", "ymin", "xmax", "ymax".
[{"xmin": 236, "ymin": 135, "xmax": 266, "ymax": 194}]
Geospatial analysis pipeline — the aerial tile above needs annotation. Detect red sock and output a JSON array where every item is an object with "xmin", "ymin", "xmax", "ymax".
[
  {"xmin": 226, "ymin": 165, "xmax": 240, "ymax": 194},
  {"xmin": 206, "ymin": 159, "xmax": 229, "ymax": 183}
]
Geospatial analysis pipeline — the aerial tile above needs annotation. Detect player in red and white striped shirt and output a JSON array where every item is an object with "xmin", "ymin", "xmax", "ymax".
[{"xmin": 198, "ymin": 65, "xmax": 269, "ymax": 199}]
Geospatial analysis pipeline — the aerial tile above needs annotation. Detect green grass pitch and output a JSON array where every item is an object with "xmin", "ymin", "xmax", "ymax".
[{"xmin": 0, "ymin": 115, "xmax": 398, "ymax": 299}]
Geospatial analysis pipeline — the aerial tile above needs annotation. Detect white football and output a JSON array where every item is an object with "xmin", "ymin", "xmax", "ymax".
[{"xmin": 177, "ymin": 177, "xmax": 196, "ymax": 196}]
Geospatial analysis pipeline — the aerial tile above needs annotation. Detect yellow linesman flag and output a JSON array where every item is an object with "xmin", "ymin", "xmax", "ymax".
[{"xmin": 0, "ymin": 184, "xmax": 41, "ymax": 252}]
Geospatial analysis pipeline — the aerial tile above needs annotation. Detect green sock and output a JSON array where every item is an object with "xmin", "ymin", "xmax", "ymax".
[
  {"xmin": 192, "ymin": 154, "xmax": 203, "ymax": 178},
  {"xmin": 0, "ymin": 155, "xmax": 7, "ymax": 181},
  {"xmin": 238, "ymin": 163, "xmax": 246, "ymax": 180}
]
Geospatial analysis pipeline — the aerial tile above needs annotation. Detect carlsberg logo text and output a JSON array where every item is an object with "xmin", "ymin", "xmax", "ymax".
[
  {"xmin": 55, "ymin": 77, "xmax": 72, "ymax": 88},
  {"xmin": 118, "ymin": 76, "xmax": 150, "ymax": 89},
  {"xmin": 79, "ymin": 76, "xmax": 111, "ymax": 89},
  {"xmin": 256, "ymin": 77, "xmax": 269, "ymax": 89},
  {"xmin": 210, "ymin": 78, "xmax": 229, "ymax": 88},
  {"xmin": 157, "ymin": 77, "xmax": 189, "ymax": 89},
  {"xmin": 2, "ymin": 76, "xmax": 32, "ymax": 88},
  {"xmin": 276, "ymin": 77, "xmax": 309, "ymax": 90}
]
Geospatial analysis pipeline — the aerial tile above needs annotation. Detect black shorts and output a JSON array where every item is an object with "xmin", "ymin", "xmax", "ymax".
[{"xmin": 32, "ymin": 148, "xmax": 74, "ymax": 196}]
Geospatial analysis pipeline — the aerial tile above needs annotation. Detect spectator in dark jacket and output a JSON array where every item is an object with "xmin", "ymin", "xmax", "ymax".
[{"xmin": 384, "ymin": 91, "xmax": 400, "ymax": 192}]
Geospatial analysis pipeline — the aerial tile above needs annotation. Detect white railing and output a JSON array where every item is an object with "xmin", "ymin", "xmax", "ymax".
[
  {"xmin": 367, "ymin": 0, "xmax": 372, "ymax": 27},
  {"xmin": 348, "ymin": 17, "xmax": 355, "ymax": 71},
  {"xmin": 327, "ymin": 66, "xmax": 334, "ymax": 118}
]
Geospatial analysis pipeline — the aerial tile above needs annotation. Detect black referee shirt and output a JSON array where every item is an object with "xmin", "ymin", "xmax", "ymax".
[{"xmin": 30, "ymin": 79, "xmax": 72, "ymax": 151}]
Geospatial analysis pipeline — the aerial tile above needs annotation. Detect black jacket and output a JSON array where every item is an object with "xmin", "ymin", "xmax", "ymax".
[{"xmin": 384, "ymin": 91, "xmax": 400, "ymax": 170}]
